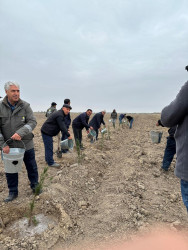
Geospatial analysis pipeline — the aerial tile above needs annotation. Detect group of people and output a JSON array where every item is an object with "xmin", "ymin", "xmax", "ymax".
[
  {"xmin": 1, "ymin": 65, "xmax": 188, "ymax": 215},
  {"xmin": 110, "ymin": 109, "xmax": 134, "ymax": 129}
]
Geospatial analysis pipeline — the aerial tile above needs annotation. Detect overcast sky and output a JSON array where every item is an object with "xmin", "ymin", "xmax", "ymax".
[{"xmin": 0, "ymin": 0, "xmax": 188, "ymax": 113}]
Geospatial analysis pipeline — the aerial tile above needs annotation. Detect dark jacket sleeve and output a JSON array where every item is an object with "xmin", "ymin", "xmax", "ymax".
[
  {"xmin": 158, "ymin": 119, "xmax": 164, "ymax": 127},
  {"xmin": 161, "ymin": 81, "xmax": 188, "ymax": 127},
  {"xmin": 56, "ymin": 116, "xmax": 70, "ymax": 137},
  {"xmin": 81, "ymin": 113, "xmax": 90, "ymax": 130}
]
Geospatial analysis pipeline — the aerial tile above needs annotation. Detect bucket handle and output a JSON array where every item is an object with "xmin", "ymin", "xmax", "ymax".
[{"xmin": 2, "ymin": 138, "xmax": 26, "ymax": 151}]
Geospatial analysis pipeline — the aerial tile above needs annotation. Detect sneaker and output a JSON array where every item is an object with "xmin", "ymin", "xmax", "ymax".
[
  {"xmin": 4, "ymin": 193, "xmax": 18, "ymax": 202},
  {"xmin": 49, "ymin": 162, "xmax": 60, "ymax": 168}
]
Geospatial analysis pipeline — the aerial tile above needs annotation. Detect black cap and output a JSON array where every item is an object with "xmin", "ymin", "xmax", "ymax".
[
  {"xmin": 185, "ymin": 65, "xmax": 188, "ymax": 71},
  {"xmin": 63, "ymin": 104, "xmax": 72, "ymax": 110},
  {"xmin": 51, "ymin": 102, "xmax": 57, "ymax": 106}
]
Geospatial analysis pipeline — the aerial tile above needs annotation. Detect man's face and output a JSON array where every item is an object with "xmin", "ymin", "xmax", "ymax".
[
  {"xmin": 63, "ymin": 107, "xmax": 70, "ymax": 115},
  {"xmin": 87, "ymin": 110, "xmax": 92, "ymax": 116},
  {"xmin": 102, "ymin": 111, "xmax": 106, "ymax": 116},
  {"xmin": 6, "ymin": 85, "xmax": 20, "ymax": 104}
]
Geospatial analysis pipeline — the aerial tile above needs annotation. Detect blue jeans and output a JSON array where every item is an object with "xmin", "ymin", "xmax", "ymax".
[
  {"xmin": 41, "ymin": 132, "xmax": 54, "ymax": 165},
  {"xmin": 181, "ymin": 179, "xmax": 188, "ymax": 212},
  {"xmin": 5, "ymin": 148, "xmax": 39, "ymax": 195},
  {"xmin": 162, "ymin": 137, "xmax": 176, "ymax": 170},
  {"xmin": 129, "ymin": 118, "xmax": 134, "ymax": 129}
]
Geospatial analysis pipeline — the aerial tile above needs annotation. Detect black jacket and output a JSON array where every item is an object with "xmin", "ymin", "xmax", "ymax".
[
  {"xmin": 72, "ymin": 112, "xmax": 90, "ymax": 130},
  {"xmin": 41, "ymin": 109, "xmax": 70, "ymax": 137},
  {"xmin": 126, "ymin": 115, "xmax": 133, "ymax": 122},
  {"xmin": 89, "ymin": 112, "xmax": 105, "ymax": 130},
  {"xmin": 158, "ymin": 120, "xmax": 176, "ymax": 138}
]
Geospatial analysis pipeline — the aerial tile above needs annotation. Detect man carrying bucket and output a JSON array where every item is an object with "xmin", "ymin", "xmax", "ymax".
[
  {"xmin": 89, "ymin": 110, "xmax": 106, "ymax": 140},
  {"xmin": 41, "ymin": 104, "xmax": 72, "ymax": 167},
  {"xmin": 0, "ymin": 81, "xmax": 39, "ymax": 202},
  {"xmin": 72, "ymin": 109, "xmax": 93, "ymax": 149}
]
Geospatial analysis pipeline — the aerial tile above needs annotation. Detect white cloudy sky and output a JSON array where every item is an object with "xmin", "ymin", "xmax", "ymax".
[{"xmin": 0, "ymin": 0, "xmax": 188, "ymax": 113}]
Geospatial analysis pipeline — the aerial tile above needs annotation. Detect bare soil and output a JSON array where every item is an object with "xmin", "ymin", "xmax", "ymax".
[{"xmin": 0, "ymin": 113, "xmax": 187, "ymax": 250}]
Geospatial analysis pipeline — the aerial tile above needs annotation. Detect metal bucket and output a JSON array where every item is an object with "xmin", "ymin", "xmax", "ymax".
[
  {"xmin": 150, "ymin": 131, "xmax": 163, "ymax": 144},
  {"xmin": 60, "ymin": 139, "xmax": 74, "ymax": 150},
  {"xmin": 87, "ymin": 130, "xmax": 96, "ymax": 139},
  {"xmin": 101, "ymin": 128, "xmax": 107, "ymax": 134},
  {"xmin": 2, "ymin": 140, "xmax": 25, "ymax": 173}
]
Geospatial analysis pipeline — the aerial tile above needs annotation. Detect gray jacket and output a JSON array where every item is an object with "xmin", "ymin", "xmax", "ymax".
[
  {"xmin": 161, "ymin": 81, "xmax": 188, "ymax": 181},
  {"xmin": 0, "ymin": 96, "xmax": 37, "ymax": 150},
  {"xmin": 45, "ymin": 107, "xmax": 57, "ymax": 118}
]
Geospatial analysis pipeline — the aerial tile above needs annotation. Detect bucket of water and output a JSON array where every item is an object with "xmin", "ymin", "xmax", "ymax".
[
  {"xmin": 101, "ymin": 128, "xmax": 107, "ymax": 134},
  {"xmin": 2, "ymin": 139, "xmax": 25, "ymax": 173},
  {"xmin": 150, "ymin": 131, "xmax": 163, "ymax": 144},
  {"xmin": 60, "ymin": 139, "xmax": 74, "ymax": 150},
  {"xmin": 87, "ymin": 130, "xmax": 96, "ymax": 139}
]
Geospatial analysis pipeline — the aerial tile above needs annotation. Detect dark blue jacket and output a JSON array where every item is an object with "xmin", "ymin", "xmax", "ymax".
[
  {"xmin": 89, "ymin": 112, "xmax": 105, "ymax": 130},
  {"xmin": 72, "ymin": 112, "xmax": 90, "ymax": 130},
  {"xmin": 41, "ymin": 109, "xmax": 70, "ymax": 137},
  {"xmin": 119, "ymin": 114, "xmax": 125, "ymax": 121},
  {"xmin": 65, "ymin": 113, "xmax": 71, "ymax": 129}
]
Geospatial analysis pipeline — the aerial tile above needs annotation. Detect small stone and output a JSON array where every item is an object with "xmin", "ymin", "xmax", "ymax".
[{"xmin": 70, "ymin": 163, "xmax": 78, "ymax": 167}]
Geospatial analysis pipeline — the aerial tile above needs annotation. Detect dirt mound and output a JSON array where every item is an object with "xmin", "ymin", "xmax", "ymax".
[{"xmin": 0, "ymin": 113, "xmax": 188, "ymax": 250}]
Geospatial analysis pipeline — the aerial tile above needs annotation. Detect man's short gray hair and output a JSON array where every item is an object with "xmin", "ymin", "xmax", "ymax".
[{"xmin": 4, "ymin": 81, "xmax": 20, "ymax": 91}]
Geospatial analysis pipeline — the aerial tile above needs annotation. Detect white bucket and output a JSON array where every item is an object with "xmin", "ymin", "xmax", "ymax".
[
  {"xmin": 60, "ymin": 139, "xmax": 74, "ymax": 150},
  {"xmin": 2, "ymin": 139, "xmax": 25, "ymax": 173},
  {"xmin": 3, "ymin": 148, "xmax": 25, "ymax": 173},
  {"xmin": 101, "ymin": 128, "xmax": 107, "ymax": 134},
  {"xmin": 87, "ymin": 130, "xmax": 96, "ymax": 139},
  {"xmin": 150, "ymin": 131, "xmax": 163, "ymax": 144}
]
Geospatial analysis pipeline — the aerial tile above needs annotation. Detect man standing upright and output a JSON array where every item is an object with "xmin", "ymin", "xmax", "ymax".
[
  {"xmin": 0, "ymin": 81, "xmax": 39, "ymax": 202},
  {"xmin": 89, "ymin": 110, "xmax": 106, "ymax": 140},
  {"xmin": 72, "ymin": 109, "xmax": 93, "ymax": 149},
  {"xmin": 61, "ymin": 99, "xmax": 71, "ymax": 153},
  {"xmin": 161, "ymin": 65, "xmax": 188, "ymax": 212}
]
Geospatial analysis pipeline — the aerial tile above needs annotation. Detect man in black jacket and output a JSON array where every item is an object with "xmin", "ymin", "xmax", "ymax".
[
  {"xmin": 61, "ymin": 98, "xmax": 71, "ymax": 153},
  {"xmin": 72, "ymin": 109, "xmax": 93, "ymax": 149},
  {"xmin": 156, "ymin": 119, "xmax": 176, "ymax": 171},
  {"xmin": 41, "ymin": 104, "xmax": 72, "ymax": 167},
  {"xmin": 89, "ymin": 110, "xmax": 106, "ymax": 140}
]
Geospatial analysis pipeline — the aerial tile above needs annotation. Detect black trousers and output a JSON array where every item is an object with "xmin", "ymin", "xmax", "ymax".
[{"xmin": 72, "ymin": 126, "xmax": 82, "ymax": 147}]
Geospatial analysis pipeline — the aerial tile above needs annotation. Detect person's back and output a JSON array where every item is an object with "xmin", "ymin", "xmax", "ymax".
[
  {"xmin": 161, "ymin": 65, "xmax": 188, "ymax": 211},
  {"xmin": 89, "ymin": 112, "xmax": 105, "ymax": 130}
]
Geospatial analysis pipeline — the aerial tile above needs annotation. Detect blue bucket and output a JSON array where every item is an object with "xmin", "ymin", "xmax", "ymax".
[{"xmin": 87, "ymin": 130, "xmax": 96, "ymax": 139}]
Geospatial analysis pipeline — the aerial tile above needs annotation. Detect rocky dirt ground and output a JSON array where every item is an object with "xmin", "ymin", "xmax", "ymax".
[{"xmin": 0, "ymin": 113, "xmax": 188, "ymax": 250}]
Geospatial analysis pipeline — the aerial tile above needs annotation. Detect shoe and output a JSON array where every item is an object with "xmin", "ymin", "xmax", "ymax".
[
  {"xmin": 4, "ymin": 193, "xmax": 18, "ymax": 202},
  {"xmin": 49, "ymin": 162, "xmax": 60, "ymax": 167}
]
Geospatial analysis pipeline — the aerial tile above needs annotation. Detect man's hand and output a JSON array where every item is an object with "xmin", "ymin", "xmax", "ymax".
[
  {"xmin": 156, "ymin": 122, "xmax": 159, "ymax": 126},
  {"xmin": 90, "ymin": 126, "xmax": 93, "ymax": 130},
  {"xmin": 3, "ymin": 145, "xmax": 10, "ymax": 154},
  {"xmin": 68, "ymin": 136, "xmax": 72, "ymax": 140},
  {"xmin": 11, "ymin": 133, "xmax": 21, "ymax": 140}
]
